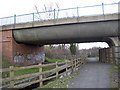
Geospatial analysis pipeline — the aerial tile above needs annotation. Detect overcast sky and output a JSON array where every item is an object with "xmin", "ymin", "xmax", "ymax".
[
  {"xmin": 0, "ymin": 0, "xmax": 119, "ymax": 17},
  {"xmin": 0, "ymin": 0, "xmax": 119, "ymax": 49}
]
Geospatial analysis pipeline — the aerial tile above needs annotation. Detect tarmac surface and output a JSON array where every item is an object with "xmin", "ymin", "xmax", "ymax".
[{"xmin": 68, "ymin": 58, "xmax": 112, "ymax": 88}]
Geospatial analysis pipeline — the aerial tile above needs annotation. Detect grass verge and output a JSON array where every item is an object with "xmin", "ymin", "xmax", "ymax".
[
  {"xmin": 45, "ymin": 58, "xmax": 65, "ymax": 63},
  {"xmin": 34, "ymin": 69, "xmax": 80, "ymax": 89},
  {"xmin": 109, "ymin": 65, "xmax": 119, "ymax": 88},
  {"xmin": 2, "ymin": 58, "xmax": 63, "ymax": 85}
]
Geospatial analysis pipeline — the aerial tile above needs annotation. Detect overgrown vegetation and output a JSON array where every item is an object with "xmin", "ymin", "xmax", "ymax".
[
  {"xmin": 34, "ymin": 69, "xmax": 80, "ymax": 89},
  {"xmin": 2, "ymin": 58, "xmax": 61, "ymax": 86},
  {"xmin": 2, "ymin": 58, "xmax": 15, "ymax": 68},
  {"xmin": 45, "ymin": 44, "xmax": 80, "ymax": 60},
  {"xmin": 45, "ymin": 57, "xmax": 65, "ymax": 63},
  {"xmin": 70, "ymin": 43, "xmax": 77, "ymax": 55},
  {"xmin": 109, "ymin": 65, "xmax": 119, "ymax": 88},
  {"xmin": 2, "ymin": 58, "xmax": 63, "ymax": 79}
]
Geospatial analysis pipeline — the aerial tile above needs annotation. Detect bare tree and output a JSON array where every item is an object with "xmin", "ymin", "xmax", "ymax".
[
  {"xmin": 34, "ymin": 2, "xmax": 60, "ymax": 20},
  {"xmin": 55, "ymin": 2, "xmax": 60, "ymax": 19},
  {"xmin": 34, "ymin": 5, "xmax": 41, "ymax": 20}
]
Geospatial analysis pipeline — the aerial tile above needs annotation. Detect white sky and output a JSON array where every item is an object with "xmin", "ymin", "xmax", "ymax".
[
  {"xmin": 0, "ymin": 0, "xmax": 119, "ymax": 17},
  {"xmin": 0, "ymin": 0, "xmax": 119, "ymax": 49}
]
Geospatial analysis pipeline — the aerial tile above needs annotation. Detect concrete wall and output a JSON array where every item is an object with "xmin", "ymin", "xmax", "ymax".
[
  {"xmin": 112, "ymin": 46, "xmax": 120, "ymax": 65},
  {"xmin": 1, "ymin": 30, "xmax": 45, "ymax": 66}
]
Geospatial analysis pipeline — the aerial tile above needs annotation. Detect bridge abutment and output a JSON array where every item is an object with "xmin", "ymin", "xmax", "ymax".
[
  {"xmin": 110, "ymin": 37, "xmax": 120, "ymax": 65},
  {"xmin": 99, "ymin": 37, "xmax": 120, "ymax": 65},
  {"xmin": 1, "ymin": 30, "xmax": 45, "ymax": 66},
  {"xmin": 112, "ymin": 46, "xmax": 120, "ymax": 65}
]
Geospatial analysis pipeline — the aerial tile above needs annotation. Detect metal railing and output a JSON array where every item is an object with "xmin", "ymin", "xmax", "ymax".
[{"xmin": 0, "ymin": 3, "xmax": 119, "ymax": 26}]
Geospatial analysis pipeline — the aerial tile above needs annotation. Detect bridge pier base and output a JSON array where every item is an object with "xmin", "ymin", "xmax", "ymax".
[
  {"xmin": 110, "ymin": 37, "xmax": 120, "ymax": 65},
  {"xmin": 112, "ymin": 46, "xmax": 120, "ymax": 65},
  {"xmin": 99, "ymin": 37, "xmax": 120, "ymax": 65},
  {"xmin": 1, "ymin": 30, "xmax": 45, "ymax": 66}
]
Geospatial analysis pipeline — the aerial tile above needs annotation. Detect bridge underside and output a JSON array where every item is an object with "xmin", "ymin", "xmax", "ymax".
[
  {"xmin": 1, "ymin": 14, "xmax": 119, "ymax": 65},
  {"xmin": 13, "ymin": 20, "xmax": 119, "ymax": 46},
  {"xmin": 12, "ymin": 15, "xmax": 120, "ymax": 65}
]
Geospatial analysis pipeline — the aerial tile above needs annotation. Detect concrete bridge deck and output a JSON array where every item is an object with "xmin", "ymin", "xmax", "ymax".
[
  {"xmin": 0, "ymin": 14, "xmax": 119, "ymax": 46},
  {"xmin": 0, "ymin": 14, "xmax": 119, "ymax": 65}
]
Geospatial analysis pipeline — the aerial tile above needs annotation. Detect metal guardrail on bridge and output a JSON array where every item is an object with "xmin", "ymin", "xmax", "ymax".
[{"xmin": 0, "ymin": 3, "xmax": 119, "ymax": 26}]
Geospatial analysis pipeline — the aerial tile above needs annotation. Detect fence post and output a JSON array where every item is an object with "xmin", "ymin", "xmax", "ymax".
[
  {"xmin": 10, "ymin": 66, "xmax": 14, "ymax": 88},
  {"xmin": 71, "ymin": 60, "xmax": 74, "ymax": 73},
  {"xmin": 33, "ymin": 13, "xmax": 34, "ymax": 22},
  {"xmin": 56, "ymin": 62, "xmax": 58, "ymax": 79},
  {"xmin": 77, "ymin": 59, "xmax": 79, "ymax": 67},
  {"xmin": 77, "ymin": 59, "xmax": 78, "ymax": 67},
  {"xmin": 102, "ymin": 3, "xmax": 104, "ymax": 15},
  {"xmin": 75, "ymin": 59, "xmax": 76, "ymax": 71},
  {"xmin": 14, "ymin": 14, "xmax": 16, "ymax": 24},
  {"xmin": 54, "ymin": 9, "xmax": 56, "ymax": 19},
  {"xmin": 65, "ymin": 61, "xmax": 68, "ymax": 76},
  {"xmin": 77, "ymin": 7, "xmax": 79, "ymax": 17},
  {"xmin": 39, "ymin": 63, "xmax": 43, "ymax": 87},
  {"xmin": 78, "ymin": 59, "xmax": 80, "ymax": 67}
]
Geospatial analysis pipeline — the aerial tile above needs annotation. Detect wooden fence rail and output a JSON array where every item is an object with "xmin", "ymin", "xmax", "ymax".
[{"xmin": 0, "ymin": 57, "xmax": 87, "ymax": 88}]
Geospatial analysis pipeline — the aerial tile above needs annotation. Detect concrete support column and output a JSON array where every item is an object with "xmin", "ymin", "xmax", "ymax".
[
  {"xmin": 2, "ymin": 30, "xmax": 45, "ymax": 66},
  {"xmin": 98, "ymin": 37, "xmax": 119, "ymax": 64},
  {"xmin": 109, "ymin": 37, "xmax": 120, "ymax": 65},
  {"xmin": 112, "ymin": 46, "xmax": 120, "ymax": 65}
]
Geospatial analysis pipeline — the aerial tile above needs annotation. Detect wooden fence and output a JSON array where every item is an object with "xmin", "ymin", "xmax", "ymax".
[
  {"xmin": 99, "ymin": 47, "xmax": 120, "ymax": 64},
  {"xmin": 99, "ymin": 48, "xmax": 113, "ymax": 64},
  {"xmin": 0, "ymin": 57, "xmax": 87, "ymax": 88}
]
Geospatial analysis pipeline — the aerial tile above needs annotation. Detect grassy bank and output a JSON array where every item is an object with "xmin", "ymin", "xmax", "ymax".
[
  {"xmin": 2, "ymin": 58, "xmax": 64, "ymax": 78},
  {"xmin": 45, "ymin": 58, "xmax": 66, "ymax": 63},
  {"xmin": 2, "ymin": 58, "xmax": 65, "ymax": 85},
  {"xmin": 109, "ymin": 65, "xmax": 119, "ymax": 88},
  {"xmin": 34, "ymin": 69, "xmax": 80, "ymax": 89}
]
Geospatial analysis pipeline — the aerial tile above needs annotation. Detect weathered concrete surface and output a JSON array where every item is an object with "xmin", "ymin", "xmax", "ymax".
[
  {"xmin": 13, "ymin": 14, "xmax": 119, "ymax": 45},
  {"xmin": 68, "ymin": 58, "xmax": 112, "ymax": 88},
  {"xmin": 13, "ymin": 20, "xmax": 118, "ymax": 45},
  {"xmin": 112, "ymin": 46, "xmax": 120, "ymax": 65},
  {"xmin": 0, "ymin": 14, "xmax": 118, "ymax": 30}
]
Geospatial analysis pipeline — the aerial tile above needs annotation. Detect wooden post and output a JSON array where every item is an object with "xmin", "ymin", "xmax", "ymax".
[
  {"xmin": 39, "ymin": 63, "xmax": 43, "ymax": 87},
  {"xmin": 10, "ymin": 66, "xmax": 14, "ymax": 88},
  {"xmin": 77, "ymin": 59, "xmax": 79, "ymax": 67},
  {"xmin": 76, "ymin": 59, "xmax": 77, "ymax": 67},
  {"xmin": 72, "ymin": 60, "xmax": 74, "ymax": 72},
  {"xmin": 56, "ymin": 62, "xmax": 58, "ymax": 79},
  {"xmin": 65, "ymin": 61, "xmax": 68, "ymax": 75},
  {"xmin": 78, "ymin": 59, "xmax": 80, "ymax": 67},
  {"xmin": 75, "ymin": 59, "xmax": 76, "ymax": 71}
]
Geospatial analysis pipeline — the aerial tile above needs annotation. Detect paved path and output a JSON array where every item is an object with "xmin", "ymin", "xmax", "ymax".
[{"xmin": 68, "ymin": 58, "xmax": 112, "ymax": 88}]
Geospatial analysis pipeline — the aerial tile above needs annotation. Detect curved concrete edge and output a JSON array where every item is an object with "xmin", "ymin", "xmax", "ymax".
[
  {"xmin": 0, "ymin": 14, "xmax": 119, "ymax": 31},
  {"xmin": 109, "ymin": 37, "xmax": 120, "ymax": 46}
]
